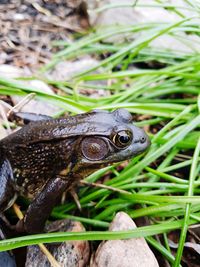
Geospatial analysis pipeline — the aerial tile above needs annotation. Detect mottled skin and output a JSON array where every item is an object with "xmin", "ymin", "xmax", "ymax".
[{"xmin": 0, "ymin": 109, "xmax": 150, "ymax": 234}]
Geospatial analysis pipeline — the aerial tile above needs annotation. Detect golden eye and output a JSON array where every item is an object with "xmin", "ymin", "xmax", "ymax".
[{"xmin": 113, "ymin": 130, "xmax": 132, "ymax": 148}]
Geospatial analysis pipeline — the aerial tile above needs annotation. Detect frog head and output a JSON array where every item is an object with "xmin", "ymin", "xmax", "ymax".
[{"xmin": 70, "ymin": 109, "xmax": 150, "ymax": 176}]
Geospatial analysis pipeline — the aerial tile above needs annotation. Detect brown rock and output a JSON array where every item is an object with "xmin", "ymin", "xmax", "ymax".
[{"xmin": 25, "ymin": 219, "xmax": 90, "ymax": 267}]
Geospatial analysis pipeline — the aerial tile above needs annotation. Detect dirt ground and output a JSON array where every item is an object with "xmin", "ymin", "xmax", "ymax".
[{"xmin": 0, "ymin": 0, "xmax": 90, "ymax": 69}]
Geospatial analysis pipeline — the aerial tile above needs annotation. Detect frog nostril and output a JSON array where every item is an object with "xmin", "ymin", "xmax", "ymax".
[{"xmin": 140, "ymin": 136, "xmax": 146, "ymax": 143}]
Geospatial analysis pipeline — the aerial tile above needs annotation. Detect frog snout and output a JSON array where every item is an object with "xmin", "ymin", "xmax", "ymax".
[
  {"xmin": 140, "ymin": 131, "xmax": 151, "ymax": 147},
  {"xmin": 132, "ymin": 127, "xmax": 151, "ymax": 150},
  {"xmin": 139, "ymin": 130, "xmax": 151, "ymax": 148}
]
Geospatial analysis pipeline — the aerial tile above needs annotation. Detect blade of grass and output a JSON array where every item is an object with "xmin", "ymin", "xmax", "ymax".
[
  {"xmin": 0, "ymin": 214, "xmax": 199, "ymax": 252},
  {"xmin": 173, "ymin": 137, "xmax": 200, "ymax": 267}
]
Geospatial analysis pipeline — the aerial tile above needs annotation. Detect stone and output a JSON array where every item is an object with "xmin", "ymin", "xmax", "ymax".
[
  {"xmin": 25, "ymin": 219, "xmax": 90, "ymax": 267},
  {"xmin": 89, "ymin": 0, "xmax": 200, "ymax": 52},
  {"xmin": 90, "ymin": 212, "xmax": 159, "ymax": 267}
]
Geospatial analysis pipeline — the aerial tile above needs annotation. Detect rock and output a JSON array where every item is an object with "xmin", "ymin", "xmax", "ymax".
[
  {"xmin": 0, "ymin": 251, "xmax": 16, "ymax": 267},
  {"xmin": 0, "ymin": 217, "xmax": 17, "ymax": 267},
  {"xmin": 0, "ymin": 64, "xmax": 25, "ymax": 78},
  {"xmin": 90, "ymin": 212, "xmax": 159, "ymax": 267},
  {"xmin": 48, "ymin": 57, "xmax": 99, "ymax": 81},
  {"xmin": 48, "ymin": 57, "xmax": 109, "ymax": 98},
  {"xmin": 0, "ymin": 64, "xmax": 61, "ymax": 116},
  {"xmin": 89, "ymin": 0, "xmax": 200, "ymax": 52},
  {"xmin": 0, "ymin": 123, "xmax": 8, "ymax": 139},
  {"xmin": 25, "ymin": 219, "xmax": 90, "ymax": 267},
  {"xmin": 0, "ymin": 101, "xmax": 12, "ymax": 138},
  {"xmin": 12, "ymin": 79, "xmax": 61, "ymax": 116}
]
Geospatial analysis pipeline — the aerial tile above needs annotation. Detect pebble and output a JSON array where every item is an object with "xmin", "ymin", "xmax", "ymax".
[
  {"xmin": 90, "ymin": 212, "xmax": 159, "ymax": 267},
  {"xmin": 25, "ymin": 219, "xmax": 90, "ymax": 267}
]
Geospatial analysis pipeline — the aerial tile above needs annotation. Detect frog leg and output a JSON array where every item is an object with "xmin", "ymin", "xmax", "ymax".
[
  {"xmin": 17, "ymin": 176, "xmax": 71, "ymax": 234},
  {"xmin": 0, "ymin": 159, "xmax": 17, "ymax": 213},
  {"xmin": 8, "ymin": 111, "xmax": 52, "ymax": 125}
]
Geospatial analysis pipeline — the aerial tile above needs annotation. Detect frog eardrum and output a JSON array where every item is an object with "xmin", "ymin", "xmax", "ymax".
[{"xmin": 81, "ymin": 137, "xmax": 108, "ymax": 160}]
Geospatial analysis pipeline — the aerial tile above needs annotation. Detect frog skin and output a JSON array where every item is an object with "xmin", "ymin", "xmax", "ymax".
[{"xmin": 0, "ymin": 108, "xmax": 150, "ymax": 234}]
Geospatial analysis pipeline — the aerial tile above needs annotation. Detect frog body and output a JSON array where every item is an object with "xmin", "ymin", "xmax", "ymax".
[{"xmin": 0, "ymin": 109, "xmax": 150, "ymax": 233}]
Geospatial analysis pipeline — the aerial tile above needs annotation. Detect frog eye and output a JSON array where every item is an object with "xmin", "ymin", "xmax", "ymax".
[
  {"xmin": 113, "ymin": 130, "xmax": 132, "ymax": 148},
  {"xmin": 81, "ymin": 137, "xmax": 108, "ymax": 161}
]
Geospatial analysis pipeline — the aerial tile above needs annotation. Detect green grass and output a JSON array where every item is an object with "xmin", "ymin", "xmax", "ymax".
[{"xmin": 0, "ymin": 2, "xmax": 200, "ymax": 266}]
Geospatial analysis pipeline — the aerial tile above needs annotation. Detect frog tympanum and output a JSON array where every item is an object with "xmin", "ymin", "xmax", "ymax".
[{"xmin": 0, "ymin": 109, "xmax": 150, "ymax": 234}]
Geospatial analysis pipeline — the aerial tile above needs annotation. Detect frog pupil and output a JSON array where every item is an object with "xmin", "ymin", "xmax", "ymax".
[{"xmin": 119, "ymin": 134, "xmax": 130, "ymax": 144}]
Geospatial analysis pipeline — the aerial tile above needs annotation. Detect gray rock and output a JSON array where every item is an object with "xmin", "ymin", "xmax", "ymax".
[
  {"xmin": 0, "ymin": 64, "xmax": 61, "ymax": 116},
  {"xmin": 0, "ymin": 252, "xmax": 16, "ymax": 267},
  {"xmin": 48, "ymin": 57, "xmax": 99, "ymax": 81},
  {"xmin": 0, "ymin": 64, "xmax": 25, "ymax": 78},
  {"xmin": 90, "ymin": 0, "xmax": 200, "ymax": 52},
  {"xmin": 12, "ymin": 79, "xmax": 61, "ymax": 116},
  {"xmin": 90, "ymin": 212, "xmax": 159, "ymax": 267}
]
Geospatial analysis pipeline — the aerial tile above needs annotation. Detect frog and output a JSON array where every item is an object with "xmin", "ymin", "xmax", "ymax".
[{"xmin": 0, "ymin": 108, "xmax": 150, "ymax": 234}]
